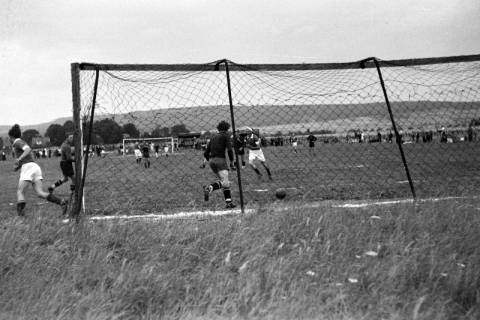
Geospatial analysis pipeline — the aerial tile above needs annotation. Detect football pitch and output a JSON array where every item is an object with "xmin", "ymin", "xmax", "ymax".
[{"xmin": 1, "ymin": 141, "xmax": 479, "ymax": 216}]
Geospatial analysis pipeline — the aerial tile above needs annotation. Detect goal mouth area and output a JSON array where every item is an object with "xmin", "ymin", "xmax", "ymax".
[{"xmin": 71, "ymin": 55, "xmax": 480, "ymax": 217}]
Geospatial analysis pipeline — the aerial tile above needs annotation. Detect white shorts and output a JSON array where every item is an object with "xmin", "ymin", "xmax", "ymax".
[
  {"xmin": 134, "ymin": 149, "xmax": 142, "ymax": 158},
  {"xmin": 19, "ymin": 162, "xmax": 43, "ymax": 182},
  {"xmin": 249, "ymin": 149, "xmax": 266, "ymax": 163},
  {"xmin": 292, "ymin": 142, "xmax": 298, "ymax": 147}
]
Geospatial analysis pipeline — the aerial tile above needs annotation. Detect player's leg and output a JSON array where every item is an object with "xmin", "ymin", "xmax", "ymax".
[
  {"xmin": 16, "ymin": 180, "xmax": 29, "ymax": 216},
  {"xmin": 49, "ymin": 174, "xmax": 68, "ymax": 193},
  {"xmin": 257, "ymin": 150, "xmax": 272, "ymax": 179},
  {"xmin": 218, "ymin": 170, "xmax": 235, "ymax": 208},
  {"xmin": 33, "ymin": 178, "xmax": 68, "ymax": 215},
  {"xmin": 204, "ymin": 161, "xmax": 220, "ymax": 201},
  {"xmin": 248, "ymin": 151, "xmax": 262, "ymax": 176}
]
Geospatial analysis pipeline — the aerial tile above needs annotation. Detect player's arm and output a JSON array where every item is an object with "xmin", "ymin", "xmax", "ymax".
[{"xmin": 203, "ymin": 141, "xmax": 211, "ymax": 161}]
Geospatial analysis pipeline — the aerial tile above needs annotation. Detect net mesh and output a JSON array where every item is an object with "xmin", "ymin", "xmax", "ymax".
[{"xmin": 75, "ymin": 57, "xmax": 480, "ymax": 214}]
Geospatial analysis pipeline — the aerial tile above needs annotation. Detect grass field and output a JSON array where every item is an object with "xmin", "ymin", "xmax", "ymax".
[
  {"xmin": 0, "ymin": 197, "xmax": 479, "ymax": 319},
  {"xmin": 1, "ymin": 142, "xmax": 479, "ymax": 319},
  {"xmin": 1, "ymin": 140, "xmax": 480, "ymax": 216}
]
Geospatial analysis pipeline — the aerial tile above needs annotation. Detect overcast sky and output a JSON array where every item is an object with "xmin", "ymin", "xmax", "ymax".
[{"xmin": 1, "ymin": 0, "xmax": 479, "ymax": 126}]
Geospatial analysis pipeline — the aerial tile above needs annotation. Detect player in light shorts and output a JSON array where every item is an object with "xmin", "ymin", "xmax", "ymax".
[
  {"xmin": 134, "ymin": 146, "xmax": 142, "ymax": 164},
  {"xmin": 246, "ymin": 128, "xmax": 272, "ymax": 180},
  {"xmin": 9, "ymin": 124, "xmax": 68, "ymax": 216}
]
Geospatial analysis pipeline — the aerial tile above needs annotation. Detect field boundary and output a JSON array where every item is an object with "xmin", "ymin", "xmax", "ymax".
[{"xmin": 83, "ymin": 195, "xmax": 480, "ymax": 223}]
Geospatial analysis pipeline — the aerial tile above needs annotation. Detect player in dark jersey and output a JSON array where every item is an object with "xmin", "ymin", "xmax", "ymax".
[
  {"xmin": 233, "ymin": 131, "xmax": 247, "ymax": 168},
  {"xmin": 8, "ymin": 124, "xmax": 68, "ymax": 216},
  {"xmin": 49, "ymin": 135, "xmax": 75, "ymax": 193},
  {"xmin": 141, "ymin": 142, "xmax": 151, "ymax": 168},
  {"xmin": 203, "ymin": 121, "xmax": 236, "ymax": 209},
  {"xmin": 306, "ymin": 130, "xmax": 317, "ymax": 154}
]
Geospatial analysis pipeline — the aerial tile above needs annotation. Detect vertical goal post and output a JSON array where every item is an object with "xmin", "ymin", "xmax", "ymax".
[{"xmin": 71, "ymin": 55, "xmax": 480, "ymax": 217}]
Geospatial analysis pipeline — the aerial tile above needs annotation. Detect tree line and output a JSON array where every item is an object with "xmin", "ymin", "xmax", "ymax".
[{"xmin": 0, "ymin": 119, "xmax": 191, "ymax": 147}]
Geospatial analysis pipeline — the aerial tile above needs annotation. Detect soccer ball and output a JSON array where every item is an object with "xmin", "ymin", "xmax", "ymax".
[{"xmin": 275, "ymin": 188, "xmax": 286, "ymax": 200}]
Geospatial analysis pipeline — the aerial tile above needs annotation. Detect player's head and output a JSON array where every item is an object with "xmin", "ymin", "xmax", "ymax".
[
  {"xmin": 8, "ymin": 124, "xmax": 21, "ymax": 140},
  {"xmin": 217, "ymin": 120, "xmax": 230, "ymax": 132},
  {"xmin": 66, "ymin": 134, "xmax": 74, "ymax": 144}
]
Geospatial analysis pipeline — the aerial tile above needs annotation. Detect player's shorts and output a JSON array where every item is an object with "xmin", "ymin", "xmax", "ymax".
[
  {"xmin": 134, "ymin": 149, "xmax": 142, "ymax": 158},
  {"xmin": 60, "ymin": 160, "xmax": 74, "ymax": 177},
  {"xmin": 292, "ymin": 142, "xmax": 298, "ymax": 147},
  {"xmin": 249, "ymin": 149, "xmax": 266, "ymax": 163},
  {"xmin": 309, "ymin": 142, "xmax": 315, "ymax": 148},
  {"xmin": 236, "ymin": 147, "xmax": 245, "ymax": 155},
  {"xmin": 209, "ymin": 157, "xmax": 228, "ymax": 173},
  {"xmin": 142, "ymin": 153, "xmax": 150, "ymax": 159},
  {"xmin": 19, "ymin": 162, "xmax": 43, "ymax": 182}
]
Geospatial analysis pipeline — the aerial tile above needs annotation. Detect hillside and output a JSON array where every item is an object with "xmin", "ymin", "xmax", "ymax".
[
  {"xmin": 1, "ymin": 101, "xmax": 478, "ymax": 137},
  {"xmin": 93, "ymin": 101, "xmax": 480, "ymax": 134}
]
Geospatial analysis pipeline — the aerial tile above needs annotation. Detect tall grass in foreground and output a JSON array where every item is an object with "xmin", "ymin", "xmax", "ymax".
[{"xmin": 0, "ymin": 199, "xmax": 479, "ymax": 320}]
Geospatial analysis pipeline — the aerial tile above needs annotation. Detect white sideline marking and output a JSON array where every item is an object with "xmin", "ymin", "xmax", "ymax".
[
  {"xmin": 254, "ymin": 189, "xmax": 269, "ymax": 192},
  {"xmin": 83, "ymin": 195, "xmax": 479, "ymax": 223},
  {"xmin": 332, "ymin": 196, "xmax": 478, "ymax": 208},
  {"xmin": 89, "ymin": 208, "xmax": 256, "ymax": 221}
]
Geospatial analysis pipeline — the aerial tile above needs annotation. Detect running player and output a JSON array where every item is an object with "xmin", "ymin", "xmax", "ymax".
[
  {"xmin": 8, "ymin": 124, "xmax": 68, "ymax": 216},
  {"xmin": 246, "ymin": 127, "xmax": 272, "ymax": 180},
  {"xmin": 48, "ymin": 134, "xmax": 75, "ymax": 193},
  {"xmin": 203, "ymin": 120, "xmax": 236, "ymax": 209}
]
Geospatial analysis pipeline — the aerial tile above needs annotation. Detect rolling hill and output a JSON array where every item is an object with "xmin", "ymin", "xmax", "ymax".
[{"xmin": 1, "ymin": 101, "xmax": 478, "ymax": 138}]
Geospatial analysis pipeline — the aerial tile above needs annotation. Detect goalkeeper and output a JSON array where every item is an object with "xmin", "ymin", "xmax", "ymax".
[
  {"xmin": 203, "ymin": 120, "xmax": 236, "ymax": 209},
  {"xmin": 49, "ymin": 134, "xmax": 75, "ymax": 193}
]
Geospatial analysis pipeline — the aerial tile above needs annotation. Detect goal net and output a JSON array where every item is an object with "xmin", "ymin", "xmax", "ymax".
[{"xmin": 71, "ymin": 56, "xmax": 480, "ymax": 215}]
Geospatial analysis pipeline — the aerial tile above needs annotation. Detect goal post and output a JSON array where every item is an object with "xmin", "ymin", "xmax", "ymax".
[{"xmin": 71, "ymin": 55, "xmax": 480, "ymax": 216}]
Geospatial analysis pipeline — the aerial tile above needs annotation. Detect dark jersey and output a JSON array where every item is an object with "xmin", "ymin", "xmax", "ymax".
[
  {"xmin": 307, "ymin": 134, "xmax": 317, "ymax": 147},
  {"xmin": 12, "ymin": 139, "xmax": 34, "ymax": 166},
  {"xmin": 234, "ymin": 135, "xmax": 246, "ymax": 154},
  {"xmin": 141, "ymin": 145, "xmax": 150, "ymax": 157},
  {"xmin": 204, "ymin": 132, "xmax": 234, "ymax": 161},
  {"xmin": 60, "ymin": 141, "xmax": 73, "ymax": 162}
]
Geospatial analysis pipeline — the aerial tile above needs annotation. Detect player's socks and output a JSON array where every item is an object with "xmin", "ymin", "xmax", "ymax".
[
  {"xmin": 49, "ymin": 179, "xmax": 63, "ymax": 192},
  {"xmin": 223, "ymin": 188, "xmax": 232, "ymax": 203},
  {"xmin": 17, "ymin": 201, "xmax": 26, "ymax": 216},
  {"xmin": 263, "ymin": 165, "xmax": 272, "ymax": 178},
  {"xmin": 252, "ymin": 167, "xmax": 262, "ymax": 176},
  {"xmin": 211, "ymin": 182, "xmax": 222, "ymax": 191}
]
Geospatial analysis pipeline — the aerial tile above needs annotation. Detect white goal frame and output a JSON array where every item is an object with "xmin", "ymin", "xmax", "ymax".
[{"xmin": 122, "ymin": 137, "xmax": 177, "ymax": 157}]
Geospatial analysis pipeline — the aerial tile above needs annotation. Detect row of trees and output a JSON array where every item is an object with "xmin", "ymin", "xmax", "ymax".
[
  {"xmin": 1, "ymin": 120, "xmax": 191, "ymax": 148},
  {"xmin": 83, "ymin": 119, "xmax": 190, "ymax": 145}
]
